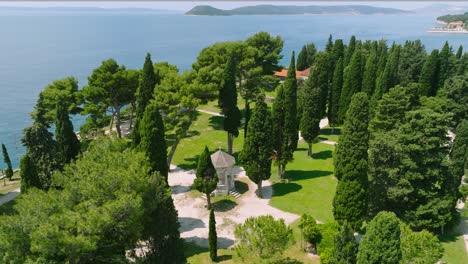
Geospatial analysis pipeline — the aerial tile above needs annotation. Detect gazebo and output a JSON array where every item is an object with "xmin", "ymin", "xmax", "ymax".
[{"xmin": 210, "ymin": 149, "xmax": 236, "ymax": 196}]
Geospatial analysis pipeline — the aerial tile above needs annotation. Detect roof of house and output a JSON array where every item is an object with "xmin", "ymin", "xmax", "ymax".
[
  {"xmin": 273, "ymin": 67, "xmax": 310, "ymax": 78},
  {"xmin": 211, "ymin": 150, "xmax": 236, "ymax": 168}
]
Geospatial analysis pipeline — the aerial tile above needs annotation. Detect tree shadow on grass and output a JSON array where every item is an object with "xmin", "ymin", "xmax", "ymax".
[
  {"xmin": 185, "ymin": 236, "xmax": 235, "ymax": 249},
  {"xmin": 311, "ymin": 150, "xmax": 333, "ymax": 160},
  {"xmin": 177, "ymin": 155, "xmax": 200, "ymax": 170},
  {"xmin": 213, "ymin": 199, "xmax": 237, "ymax": 212},
  {"xmin": 209, "ymin": 116, "xmax": 224, "ymax": 130},
  {"xmin": 320, "ymin": 127, "xmax": 341, "ymax": 136},
  {"xmin": 287, "ymin": 170, "xmax": 333, "ymax": 182},
  {"xmin": 235, "ymin": 180, "xmax": 249, "ymax": 194},
  {"xmin": 271, "ymin": 182, "xmax": 302, "ymax": 197}
]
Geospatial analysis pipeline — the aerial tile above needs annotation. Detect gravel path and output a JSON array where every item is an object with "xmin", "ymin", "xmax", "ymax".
[
  {"xmin": 169, "ymin": 165, "xmax": 299, "ymax": 248},
  {"xmin": 0, "ymin": 188, "xmax": 20, "ymax": 206}
]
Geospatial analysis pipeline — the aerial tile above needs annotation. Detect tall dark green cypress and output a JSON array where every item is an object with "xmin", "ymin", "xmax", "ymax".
[
  {"xmin": 344, "ymin": 35, "xmax": 356, "ymax": 66},
  {"xmin": 19, "ymin": 154, "xmax": 39, "ymax": 192},
  {"xmin": 338, "ymin": 45, "xmax": 363, "ymax": 122},
  {"xmin": 209, "ymin": 208, "xmax": 217, "ymax": 261},
  {"xmin": 219, "ymin": 55, "xmax": 241, "ymax": 154},
  {"xmin": 272, "ymin": 84, "xmax": 286, "ymax": 179},
  {"xmin": 325, "ymin": 34, "xmax": 334, "ymax": 52},
  {"xmin": 362, "ymin": 49, "xmax": 378, "ymax": 95},
  {"xmin": 240, "ymin": 95, "xmax": 273, "ymax": 198},
  {"xmin": 55, "ymin": 100, "xmax": 81, "ymax": 164},
  {"xmin": 419, "ymin": 49, "xmax": 440, "ymax": 97},
  {"xmin": 133, "ymin": 53, "xmax": 158, "ymax": 146},
  {"xmin": 450, "ymin": 120, "xmax": 468, "ymax": 192},
  {"xmin": 296, "ymin": 45, "xmax": 309, "ymax": 71},
  {"xmin": 1, "ymin": 144, "xmax": 13, "ymax": 180},
  {"xmin": 139, "ymin": 103, "xmax": 168, "ymax": 179},
  {"xmin": 311, "ymin": 52, "xmax": 330, "ymax": 117},
  {"xmin": 438, "ymin": 41, "xmax": 452, "ymax": 89},
  {"xmin": 455, "ymin": 45, "xmax": 463, "ymax": 59},
  {"xmin": 333, "ymin": 92, "xmax": 370, "ymax": 230},
  {"xmin": 300, "ymin": 82, "xmax": 321, "ymax": 157},
  {"xmin": 332, "ymin": 221, "xmax": 358, "ymax": 264},
  {"xmin": 328, "ymin": 58, "xmax": 344, "ymax": 128},
  {"xmin": 193, "ymin": 146, "xmax": 218, "ymax": 209},
  {"xmin": 371, "ymin": 45, "xmax": 400, "ymax": 113}
]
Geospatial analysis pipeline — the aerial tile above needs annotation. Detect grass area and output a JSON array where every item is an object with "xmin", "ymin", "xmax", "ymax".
[
  {"xmin": 170, "ymin": 112, "xmax": 245, "ymax": 170},
  {"xmin": 318, "ymin": 127, "xmax": 341, "ymax": 143},
  {"xmin": 0, "ymin": 172, "xmax": 21, "ymax": 195},
  {"xmin": 270, "ymin": 142, "xmax": 336, "ymax": 223},
  {"xmin": 441, "ymin": 234, "xmax": 468, "ymax": 264}
]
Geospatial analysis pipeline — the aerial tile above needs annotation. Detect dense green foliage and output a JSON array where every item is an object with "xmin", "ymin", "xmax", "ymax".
[
  {"xmin": 437, "ymin": 12, "xmax": 468, "ymax": 28},
  {"xmin": 357, "ymin": 212, "xmax": 402, "ymax": 264},
  {"xmin": 400, "ymin": 224, "xmax": 443, "ymax": 264},
  {"xmin": 0, "ymin": 139, "xmax": 184, "ymax": 263},
  {"xmin": 235, "ymin": 215, "xmax": 293, "ymax": 260},
  {"xmin": 451, "ymin": 120, "xmax": 468, "ymax": 183},
  {"xmin": 328, "ymin": 57, "xmax": 343, "ymax": 127},
  {"xmin": 296, "ymin": 43, "xmax": 316, "ymax": 71},
  {"xmin": 240, "ymin": 96, "xmax": 273, "ymax": 198},
  {"xmin": 332, "ymin": 221, "xmax": 358, "ymax": 264},
  {"xmin": 333, "ymin": 93, "xmax": 369, "ymax": 230},
  {"xmin": 299, "ymin": 82, "xmax": 321, "ymax": 157},
  {"xmin": 1, "ymin": 144, "xmax": 13, "ymax": 179},
  {"xmin": 193, "ymin": 147, "xmax": 218, "ymax": 209},
  {"xmin": 298, "ymin": 214, "xmax": 321, "ymax": 250},
  {"xmin": 339, "ymin": 45, "xmax": 362, "ymax": 121}
]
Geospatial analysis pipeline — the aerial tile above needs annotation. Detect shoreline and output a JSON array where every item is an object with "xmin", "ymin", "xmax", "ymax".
[{"xmin": 427, "ymin": 29, "xmax": 468, "ymax": 34}]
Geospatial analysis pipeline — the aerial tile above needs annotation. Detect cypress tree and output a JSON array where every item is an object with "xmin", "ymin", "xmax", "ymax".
[
  {"xmin": 357, "ymin": 212, "xmax": 402, "ymax": 264},
  {"xmin": 272, "ymin": 84, "xmax": 286, "ymax": 179},
  {"xmin": 297, "ymin": 45, "xmax": 309, "ymax": 71},
  {"xmin": 338, "ymin": 45, "xmax": 363, "ymax": 122},
  {"xmin": 438, "ymin": 41, "xmax": 452, "ymax": 89},
  {"xmin": 344, "ymin": 35, "xmax": 356, "ymax": 66},
  {"xmin": 332, "ymin": 221, "xmax": 358, "ymax": 264},
  {"xmin": 333, "ymin": 92, "xmax": 370, "ymax": 230},
  {"xmin": 240, "ymin": 95, "xmax": 273, "ymax": 198},
  {"xmin": 457, "ymin": 53, "xmax": 467, "ymax": 75},
  {"xmin": 133, "ymin": 53, "xmax": 158, "ymax": 146},
  {"xmin": 361, "ymin": 49, "xmax": 378, "ymax": 95},
  {"xmin": 328, "ymin": 58, "xmax": 344, "ymax": 129},
  {"xmin": 450, "ymin": 120, "xmax": 468, "ymax": 193},
  {"xmin": 55, "ymin": 100, "xmax": 80, "ymax": 165},
  {"xmin": 193, "ymin": 146, "xmax": 218, "ymax": 209},
  {"xmin": 331, "ymin": 39, "xmax": 345, "ymax": 64},
  {"xmin": 305, "ymin": 43, "xmax": 317, "ymax": 66},
  {"xmin": 139, "ymin": 103, "xmax": 168, "ymax": 179},
  {"xmin": 311, "ymin": 52, "xmax": 330, "ymax": 117},
  {"xmin": 209, "ymin": 208, "xmax": 218, "ymax": 261},
  {"xmin": 281, "ymin": 52, "xmax": 299, "ymax": 178},
  {"xmin": 371, "ymin": 45, "xmax": 400, "ymax": 112},
  {"xmin": 375, "ymin": 40, "xmax": 388, "ymax": 78},
  {"xmin": 219, "ymin": 55, "xmax": 241, "ymax": 154},
  {"xmin": 455, "ymin": 45, "xmax": 463, "ymax": 59},
  {"xmin": 19, "ymin": 154, "xmax": 39, "ymax": 192},
  {"xmin": 325, "ymin": 34, "xmax": 334, "ymax": 52},
  {"xmin": 300, "ymin": 83, "xmax": 321, "ymax": 157},
  {"xmin": 419, "ymin": 49, "xmax": 439, "ymax": 96},
  {"xmin": 1, "ymin": 143, "xmax": 13, "ymax": 180}
]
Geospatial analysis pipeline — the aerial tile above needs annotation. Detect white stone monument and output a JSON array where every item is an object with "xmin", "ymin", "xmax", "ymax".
[{"xmin": 210, "ymin": 149, "xmax": 236, "ymax": 196}]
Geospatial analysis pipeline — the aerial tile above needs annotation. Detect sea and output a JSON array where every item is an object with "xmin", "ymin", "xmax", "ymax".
[{"xmin": 0, "ymin": 8, "xmax": 466, "ymax": 168}]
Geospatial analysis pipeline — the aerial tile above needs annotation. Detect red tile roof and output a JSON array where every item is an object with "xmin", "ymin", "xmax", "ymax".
[{"xmin": 273, "ymin": 67, "xmax": 310, "ymax": 78}]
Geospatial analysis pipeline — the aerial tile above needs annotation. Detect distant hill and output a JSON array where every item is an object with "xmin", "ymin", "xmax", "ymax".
[
  {"xmin": 185, "ymin": 4, "xmax": 410, "ymax": 16},
  {"xmin": 437, "ymin": 12, "xmax": 468, "ymax": 23}
]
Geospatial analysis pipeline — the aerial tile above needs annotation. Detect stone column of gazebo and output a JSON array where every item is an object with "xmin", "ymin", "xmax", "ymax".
[{"xmin": 210, "ymin": 149, "xmax": 236, "ymax": 196}]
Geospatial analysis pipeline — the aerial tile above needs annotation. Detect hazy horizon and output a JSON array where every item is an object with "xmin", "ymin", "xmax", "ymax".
[{"xmin": 0, "ymin": 1, "xmax": 467, "ymax": 12}]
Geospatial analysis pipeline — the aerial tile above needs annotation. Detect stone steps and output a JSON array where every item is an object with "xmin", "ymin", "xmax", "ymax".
[{"xmin": 201, "ymin": 189, "xmax": 241, "ymax": 199}]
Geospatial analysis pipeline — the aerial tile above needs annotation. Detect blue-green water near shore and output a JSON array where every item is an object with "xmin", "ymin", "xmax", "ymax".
[{"xmin": 0, "ymin": 9, "xmax": 466, "ymax": 168}]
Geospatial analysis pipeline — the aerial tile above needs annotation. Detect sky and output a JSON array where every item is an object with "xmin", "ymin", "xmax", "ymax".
[{"xmin": 0, "ymin": 1, "xmax": 467, "ymax": 11}]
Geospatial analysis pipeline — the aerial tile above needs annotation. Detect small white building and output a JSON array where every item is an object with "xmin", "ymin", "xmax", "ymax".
[{"xmin": 210, "ymin": 150, "xmax": 236, "ymax": 196}]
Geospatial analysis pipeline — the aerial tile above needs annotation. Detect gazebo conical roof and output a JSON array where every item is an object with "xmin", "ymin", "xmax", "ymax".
[{"xmin": 210, "ymin": 149, "xmax": 235, "ymax": 168}]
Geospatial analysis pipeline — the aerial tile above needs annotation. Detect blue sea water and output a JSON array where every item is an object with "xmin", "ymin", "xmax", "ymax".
[{"xmin": 0, "ymin": 9, "xmax": 466, "ymax": 168}]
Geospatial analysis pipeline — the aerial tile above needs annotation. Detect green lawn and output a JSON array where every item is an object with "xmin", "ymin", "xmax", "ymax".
[
  {"xmin": 270, "ymin": 142, "xmax": 336, "ymax": 223},
  {"xmin": 318, "ymin": 127, "xmax": 341, "ymax": 143},
  {"xmin": 170, "ymin": 112, "xmax": 245, "ymax": 170},
  {"xmin": 441, "ymin": 234, "xmax": 468, "ymax": 264}
]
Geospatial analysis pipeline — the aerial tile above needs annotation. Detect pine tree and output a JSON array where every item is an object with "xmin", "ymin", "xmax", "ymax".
[
  {"xmin": 300, "ymin": 83, "xmax": 321, "ymax": 157},
  {"xmin": 219, "ymin": 55, "xmax": 241, "ymax": 154},
  {"xmin": 438, "ymin": 41, "xmax": 452, "ymax": 89},
  {"xmin": 209, "ymin": 208, "xmax": 218, "ymax": 261},
  {"xmin": 139, "ymin": 103, "xmax": 168, "ymax": 179},
  {"xmin": 55, "ymin": 100, "xmax": 80, "ymax": 165},
  {"xmin": 338, "ymin": 45, "xmax": 363, "ymax": 122},
  {"xmin": 361, "ymin": 49, "xmax": 378, "ymax": 95},
  {"xmin": 455, "ymin": 45, "xmax": 463, "ymax": 59},
  {"xmin": 333, "ymin": 92, "xmax": 369, "ymax": 230},
  {"xmin": 419, "ymin": 49, "xmax": 439, "ymax": 96},
  {"xmin": 240, "ymin": 95, "xmax": 273, "ymax": 198},
  {"xmin": 133, "ymin": 53, "xmax": 158, "ymax": 146},
  {"xmin": 193, "ymin": 146, "xmax": 218, "ymax": 209},
  {"xmin": 328, "ymin": 58, "xmax": 344, "ymax": 129},
  {"xmin": 1, "ymin": 144, "xmax": 13, "ymax": 180},
  {"xmin": 332, "ymin": 221, "xmax": 358, "ymax": 264},
  {"xmin": 325, "ymin": 34, "xmax": 334, "ymax": 52},
  {"xmin": 357, "ymin": 212, "xmax": 402, "ymax": 264}
]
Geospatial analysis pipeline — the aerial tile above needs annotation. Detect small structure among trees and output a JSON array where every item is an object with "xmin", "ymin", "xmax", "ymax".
[{"xmin": 210, "ymin": 149, "xmax": 236, "ymax": 196}]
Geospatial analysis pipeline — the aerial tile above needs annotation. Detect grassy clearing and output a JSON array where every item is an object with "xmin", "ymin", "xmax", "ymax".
[
  {"xmin": 270, "ymin": 142, "xmax": 336, "ymax": 223},
  {"xmin": 318, "ymin": 127, "xmax": 341, "ymax": 143}
]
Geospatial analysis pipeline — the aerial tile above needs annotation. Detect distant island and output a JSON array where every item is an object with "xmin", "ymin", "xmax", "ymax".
[
  {"xmin": 185, "ymin": 5, "xmax": 410, "ymax": 16},
  {"xmin": 428, "ymin": 12, "xmax": 468, "ymax": 33}
]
